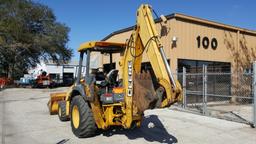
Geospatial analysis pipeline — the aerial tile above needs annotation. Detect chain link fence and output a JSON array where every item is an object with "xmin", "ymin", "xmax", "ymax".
[{"xmin": 176, "ymin": 64, "xmax": 256, "ymax": 127}]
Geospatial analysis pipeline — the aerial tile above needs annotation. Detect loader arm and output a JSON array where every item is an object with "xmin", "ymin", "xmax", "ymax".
[{"xmin": 122, "ymin": 4, "xmax": 182, "ymax": 114}]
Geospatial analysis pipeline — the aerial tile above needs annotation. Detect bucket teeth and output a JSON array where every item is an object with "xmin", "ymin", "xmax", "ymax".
[{"xmin": 133, "ymin": 71, "xmax": 158, "ymax": 113}]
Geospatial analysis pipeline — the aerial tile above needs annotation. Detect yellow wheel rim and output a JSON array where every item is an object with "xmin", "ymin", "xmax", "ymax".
[
  {"xmin": 72, "ymin": 105, "xmax": 80, "ymax": 129},
  {"xmin": 58, "ymin": 107, "xmax": 61, "ymax": 116}
]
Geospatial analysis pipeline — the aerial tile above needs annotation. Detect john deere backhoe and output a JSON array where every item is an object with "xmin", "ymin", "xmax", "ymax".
[{"xmin": 48, "ymin": 4, "xmax": 182, "ymax": 138}]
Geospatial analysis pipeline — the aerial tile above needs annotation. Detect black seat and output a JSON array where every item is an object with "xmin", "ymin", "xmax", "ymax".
[{"xmin": 95, "ymin": 71, "xmax": 105, "ymax": 81}]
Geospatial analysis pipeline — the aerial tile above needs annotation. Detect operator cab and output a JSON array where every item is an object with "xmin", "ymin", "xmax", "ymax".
[
  {"xmin": 76, "ymin": 41, "xmax": 126, "ymax": 104},
  {"xmin": 91, "ymin": 68, "xmax": 118, "ymax": 87}
]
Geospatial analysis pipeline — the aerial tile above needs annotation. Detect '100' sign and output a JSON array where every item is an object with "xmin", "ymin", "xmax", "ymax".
[{"xmin": 196, "ymin": 36, "xmax": 218, "ymax": 50}]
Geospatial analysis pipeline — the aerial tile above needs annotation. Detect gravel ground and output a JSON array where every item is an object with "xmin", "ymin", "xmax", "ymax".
[{"xmin": 0, "ymin": 88, "xmax": 255, "ymax": 144}]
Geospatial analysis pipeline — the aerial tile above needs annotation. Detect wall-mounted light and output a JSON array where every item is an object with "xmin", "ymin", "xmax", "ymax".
[
  {"xmin": 171, "ymin": 36, "xmax": 178, "ymax": 48},
  {"xmin": 172, "ymin": 36, "xmax": 178, "ymax": 42}
]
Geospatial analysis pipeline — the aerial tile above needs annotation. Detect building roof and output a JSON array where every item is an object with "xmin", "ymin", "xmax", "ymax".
[{"xmin": 102, "ymin": 13, "xmax": 256, "ymax": 41}]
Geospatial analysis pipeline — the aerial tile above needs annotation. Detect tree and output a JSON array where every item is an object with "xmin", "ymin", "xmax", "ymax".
[{"xmin": 0, "ymin": 0, "xmax": 73, "ymax": 79}]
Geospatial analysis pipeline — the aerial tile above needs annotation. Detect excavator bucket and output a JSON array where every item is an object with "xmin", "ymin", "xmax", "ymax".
[
  {"xmin": 133, "ymin": 71, "xmax": 158, "ymax": 113},
  {"xmin": 47, "ymin": 92, "xmax": 66, "ymax": 115}
]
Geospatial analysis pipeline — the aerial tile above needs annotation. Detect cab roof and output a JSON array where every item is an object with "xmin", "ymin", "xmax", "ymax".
[{"xmin": 78, "ymin": 41, "xmax": 126, "ymax": 53}]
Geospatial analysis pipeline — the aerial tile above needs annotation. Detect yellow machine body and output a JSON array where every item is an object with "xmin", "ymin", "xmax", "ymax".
[
  {"xmin": 48, "ymin": 4, "xmax": 182, "ymax": 137},
  {"xmin": 48, "ymin": 92, "xmax": 66, "ymax": 115}
]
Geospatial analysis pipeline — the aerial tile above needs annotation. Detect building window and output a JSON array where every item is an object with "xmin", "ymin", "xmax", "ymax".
[
  {"xmin": 63, "ymin": 73, "xmax": 74, "ymax": 86},
  {"xmin": 49, "ymin": 73, "xmax": 60, "ymax": 80},
  {"xmin": 177, "ymin": 59, "xmax": 231, "ymax": 96},
  {"xmin": 177, "ymin": 59, "xmax": 231, "ymax": 73}
]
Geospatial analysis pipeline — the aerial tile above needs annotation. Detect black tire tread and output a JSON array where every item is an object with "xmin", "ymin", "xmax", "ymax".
[
  {"xmin": 71, "ymin": 96, "xmax": 96, "ymax": 138},
  {"xmin": 58, "ymin": 101, "xmax": 70, "ymax": 121}
]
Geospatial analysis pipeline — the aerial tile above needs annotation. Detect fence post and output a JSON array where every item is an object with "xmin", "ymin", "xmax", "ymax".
[
  {"xmin": 253, "ymin": 62, "xmax": 256, "ymax": 127},
  {"xmin": 203, "ymin": 65, "xmax": 208, "ymax": 115},
  {"xmin": 182, "ymin": 67, "xmax": 187, "ymax": 108}
]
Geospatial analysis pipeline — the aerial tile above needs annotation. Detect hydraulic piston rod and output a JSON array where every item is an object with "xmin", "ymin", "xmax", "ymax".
[{"xmin": 159, "ymin": 47, "xmax": 177, "ymax": 89}]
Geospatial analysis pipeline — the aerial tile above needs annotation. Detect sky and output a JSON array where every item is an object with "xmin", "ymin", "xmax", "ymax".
[{"xmin": 35, "ymin": 0, "xmax": 256, "ymax": 60}]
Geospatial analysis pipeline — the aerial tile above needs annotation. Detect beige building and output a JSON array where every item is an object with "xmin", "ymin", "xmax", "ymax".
[{"xmin": 99, "ymin": 13, "xmax": 256, "ymax": 75}]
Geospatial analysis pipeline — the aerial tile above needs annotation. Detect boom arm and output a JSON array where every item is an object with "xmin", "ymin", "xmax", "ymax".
[
  {"xmin": 135, "ymin": 4, "xmax": 182, "ymax": 107},
  {"xmin": 121, "ymin": 4, "xmax": 182, "ymax": 128},
  {"xmin": 123, "ymin": 4, "xmax": 182, "ymax": 108}
]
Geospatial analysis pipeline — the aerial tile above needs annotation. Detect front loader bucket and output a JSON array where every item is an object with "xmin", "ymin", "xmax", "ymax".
[{"xmin": 47, "ymin": 92, "xmax": 66, "ymax": 115}]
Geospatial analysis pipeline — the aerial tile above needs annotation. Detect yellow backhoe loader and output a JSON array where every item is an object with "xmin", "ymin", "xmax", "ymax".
[{"xmin": 48, "ymin": 4, "xmax": 182, "ymax": 138}]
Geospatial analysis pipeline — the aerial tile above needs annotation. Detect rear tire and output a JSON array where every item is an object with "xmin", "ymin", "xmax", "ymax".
[
  {"xmin": 71, "ymin": 96, "xmax": 97, "ymax": 138},
  {"xmin": 58, "ymin": 101, "xmax": 70, "ymax": 121}
]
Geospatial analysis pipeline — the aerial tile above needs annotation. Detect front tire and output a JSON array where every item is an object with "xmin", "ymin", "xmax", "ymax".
[
  {"xmin": 58, "ymin": 101, "xmax": 70, "ymax": 121},
  {"xmin": 71, "ymin": 96, "xmax": 97, "ymax": 138}
]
